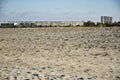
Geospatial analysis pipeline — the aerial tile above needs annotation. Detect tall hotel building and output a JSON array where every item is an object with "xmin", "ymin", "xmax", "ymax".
[{"xmin": 101, "ymin": 16, "xmax": 112, "ymax": 24}]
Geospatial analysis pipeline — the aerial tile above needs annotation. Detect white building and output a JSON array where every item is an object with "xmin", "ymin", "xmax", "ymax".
[{"xmin": 101, "ymin": 16, "xmax": 113, "ymax": 24}]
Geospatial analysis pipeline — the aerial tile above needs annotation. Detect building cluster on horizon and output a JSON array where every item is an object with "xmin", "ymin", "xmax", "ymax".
[
  {"xmin": 35, "ymin": 21, "xmax": 84, "ymax": 27},
  {"xmin": 101, "ymin": 16, "xmax": 112, "ymax": 24},
  {"xmin": 0, "ymin": 16, "xmax": 120, "ymax": 27},
  {"xmin": 0, "ymin": 21, "xmax": 84, "ymax": 27}
]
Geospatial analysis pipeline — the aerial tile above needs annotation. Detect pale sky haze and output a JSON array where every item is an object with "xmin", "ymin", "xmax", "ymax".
[{"xmin": 0, "ymin": 0, "xmax": 120, "ymax": 22}]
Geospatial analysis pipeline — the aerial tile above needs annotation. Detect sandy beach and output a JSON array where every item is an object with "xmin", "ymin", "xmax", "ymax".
[{"xmin": 0, "ymin": 27, "xmax": 120, "ymax": 80}]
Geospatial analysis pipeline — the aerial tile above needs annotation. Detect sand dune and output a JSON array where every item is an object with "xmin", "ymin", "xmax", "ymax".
[{"xmin": 0, "ymin": 27, "xmax": 120, "ymax": 80}]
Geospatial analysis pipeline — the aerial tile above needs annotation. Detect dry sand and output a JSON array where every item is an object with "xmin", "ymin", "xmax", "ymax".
[{"xmin": 0, "ymin": 27, "xmax": 120, "ymax": 80}]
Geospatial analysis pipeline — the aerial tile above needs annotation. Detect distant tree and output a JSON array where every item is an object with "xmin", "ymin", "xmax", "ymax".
[
  {"xmin": 96, "ymin": 22, "xmax": 102, "ymax": 27},
  {"xmin": 118, "ymin": 21, "xmax": 120, "ymax": 26},
  {"xmin": 76, "ymin": 25, "xmax": 80, "ymax": 27},
  {"xmin": 84, "ymin": 21, "xmax": 95, "ymax": 27},
  {"xmin": 112, "ymin": 21, "xmax": 120, "ymax": 27}
]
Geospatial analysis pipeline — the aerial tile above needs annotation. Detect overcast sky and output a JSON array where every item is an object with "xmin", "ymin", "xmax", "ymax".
[{"xmin": 0, "ymin": 0, "xmax": 120, "ymax": 22}]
